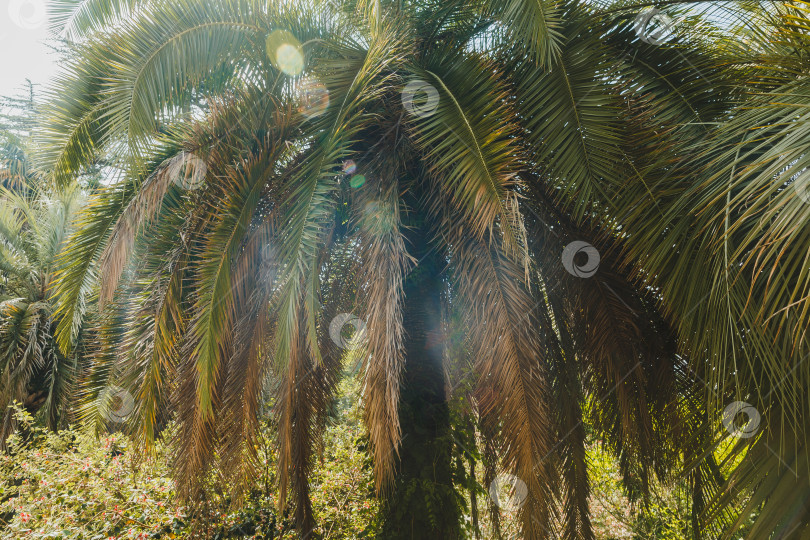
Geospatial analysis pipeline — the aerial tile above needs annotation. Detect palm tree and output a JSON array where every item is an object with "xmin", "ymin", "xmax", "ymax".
[
  {"xmin": 1, "ymin": 82, "xmax": 41, "ymax": 192},
  {"xmin": 0, "ymin": 185, "xmax": 81, "ymax": 445},
  {"xmin": 36, "ymin": 0, "xmax": 810, "ymax": 538}
]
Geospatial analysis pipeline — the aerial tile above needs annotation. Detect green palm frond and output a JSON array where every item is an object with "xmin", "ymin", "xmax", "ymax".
[
  {"xmin": 271, "ymin": 27, "xmax": 409, "ymax": 522},
  {"xmin": 187, "ymin": 106, "xmax": 293, "ymax": 419},
  {"xmin": 407, "ymin": 51, "xmax": 527, "ymax": 261},
  {"xmin": 0, "ymin": 185, "xmax": 80, "ymax": 444},
  {"xmin": 52, "ymin": 180, "xmax": 136, "ymax": 353},
  {"xmin": 511, "ymin": 11, "xmax": 626, "ymax": 222},
  {"xmin": 48, "ymin": 0, "xmax": 144, "ymax": 39},
  {"xmin": 39, "ymin": 0, "xmax": 327, "ymax": 185},
  {"xmin": 487, "ymin": 0, "xmax": 564, "ymax": 67}
]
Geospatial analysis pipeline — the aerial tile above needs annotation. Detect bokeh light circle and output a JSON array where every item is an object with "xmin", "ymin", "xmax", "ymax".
[
  {"xmin": 266, "ymin": 29, "xmax": 304, "ymax": 76},
  {"xmin": 342, "ymin": 160, "xmax": 357, "ymax": 175}
]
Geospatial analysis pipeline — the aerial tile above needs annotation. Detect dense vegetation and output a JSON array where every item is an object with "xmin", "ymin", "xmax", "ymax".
[
  {"xmin": 1, "ymin": 0, "xmax": 810, "ymax": 538},
  {"xmin": 0, "ymin": 401, "xmax": 728, "ymax": 539}
]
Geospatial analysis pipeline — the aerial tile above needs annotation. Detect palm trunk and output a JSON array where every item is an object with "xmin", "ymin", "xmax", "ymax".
[{"xmin": 380, "ymin": 226, "xmax": 462, "ymax": 538}]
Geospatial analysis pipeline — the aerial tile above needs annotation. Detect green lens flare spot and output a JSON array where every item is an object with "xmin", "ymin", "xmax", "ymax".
[
  {"xmin": 349, "ymin": 174, "xmax": 366, "ymax": 188},
  {"xmin": 266, "ymin": 30, "xmax": 304, "ymax": 76}
]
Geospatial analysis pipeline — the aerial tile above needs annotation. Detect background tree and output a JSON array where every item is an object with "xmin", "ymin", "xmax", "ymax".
[
  {"xmin": 0, "ymin": 184, "xmax": 82, "ymax": 444},
  {"xmin": 0, "ymin": 81, "xmax": 40, "ymax": 192}
]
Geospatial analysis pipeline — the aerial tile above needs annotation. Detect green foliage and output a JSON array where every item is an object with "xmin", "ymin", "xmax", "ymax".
[
  {"xmin": 0, "ymin": 185, "xmax": 84, "ymax": 442},
  {"xmin": 0, "ymin": 406, "xmax": 181, "ymax": 539},
  {"xmin": 588, "ymin": 442, "xmax": 690, "ymax": 540},
  {"xmin": 0, "ymin": 401, "xmax": 379, "ymax": 539},
  {"xmin": 0, "ymin": 400, "xmax": 745, "ymax": 540}
]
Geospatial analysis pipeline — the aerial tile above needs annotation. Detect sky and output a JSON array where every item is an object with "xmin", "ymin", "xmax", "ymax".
[{"xmin": 0, "ymin": 0, "xmax": 58, "ymax": 98}]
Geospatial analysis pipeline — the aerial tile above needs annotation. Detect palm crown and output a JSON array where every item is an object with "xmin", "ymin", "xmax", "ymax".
[
  {"xmin": 33, "ymin": 0, "xmax": 810, "ymax": 538},
  {"xmin": 0, "ymin": 185, "xmax": 81, "ymax": 445}
]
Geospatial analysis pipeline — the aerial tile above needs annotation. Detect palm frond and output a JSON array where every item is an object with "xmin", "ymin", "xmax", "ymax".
[
  {"xmin": 353, "ymin": 154, "xmax": 412, "ymax": 492},
  {"xmin": 487, "ymin": 0, "xmax": 565, "ymax": 67},
  {"xmin": 448, "ymin": 223, "xmax": 557, "ymax": 538},
  {"xmin": 48, "ymin": 0, "xmax": 144, "ymax": 39},
  {"xmin": 408, "ymin": 51, "xmax": 527, "ymax": 262}
]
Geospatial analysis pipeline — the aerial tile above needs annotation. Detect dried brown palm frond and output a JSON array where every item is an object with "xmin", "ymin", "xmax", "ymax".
[
  {"xmin": 352, "ymin": 151, "xmax": 413, "ymax": 493},
  {"xmin": 445, "ymin": 217, "xmax": 557, "ymax": 536},
  {"xmin": 524, "ymin": 189, "xmax": 702, "ymax": 489},
  {"xmin": 97, "ymin": 159, "xmax": 181, "ymax": 308}
]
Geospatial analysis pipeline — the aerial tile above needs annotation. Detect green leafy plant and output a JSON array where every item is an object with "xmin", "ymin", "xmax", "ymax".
[
  {"xmin": 0, "ymin": 400, "xmax": 379, "ymax": 539},
  {"xmin": 0, "ymin": 185, "xmax": 83, "ymax": 445}
]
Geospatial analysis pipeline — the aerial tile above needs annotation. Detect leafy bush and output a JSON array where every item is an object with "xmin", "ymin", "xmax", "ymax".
[
  {"xmin": 0, "ymin": 404, "xmax": 378, "ymax": 539},
  {"xmin": 0, "ymin": 407, "xmax": 181, "ymax": 539},
  {"xmin": 1, "ymin": 399, "xmax": 710, "ymax": 539}
]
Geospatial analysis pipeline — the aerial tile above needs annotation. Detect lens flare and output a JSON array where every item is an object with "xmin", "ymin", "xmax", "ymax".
[
  {"xmin": 266, "ymin": 30, "xmax": 304, "ymax": 76},
  {"xmin": 342, "ymin": 160, "xmax": 357, "ymax": 175},
  {"xmin": 297, "ymin": 77, "xmax": 330, "ymax": 119},
  {"xmin": 349, "ymin": 174, "xmax": 366, "ymax": 189}
]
